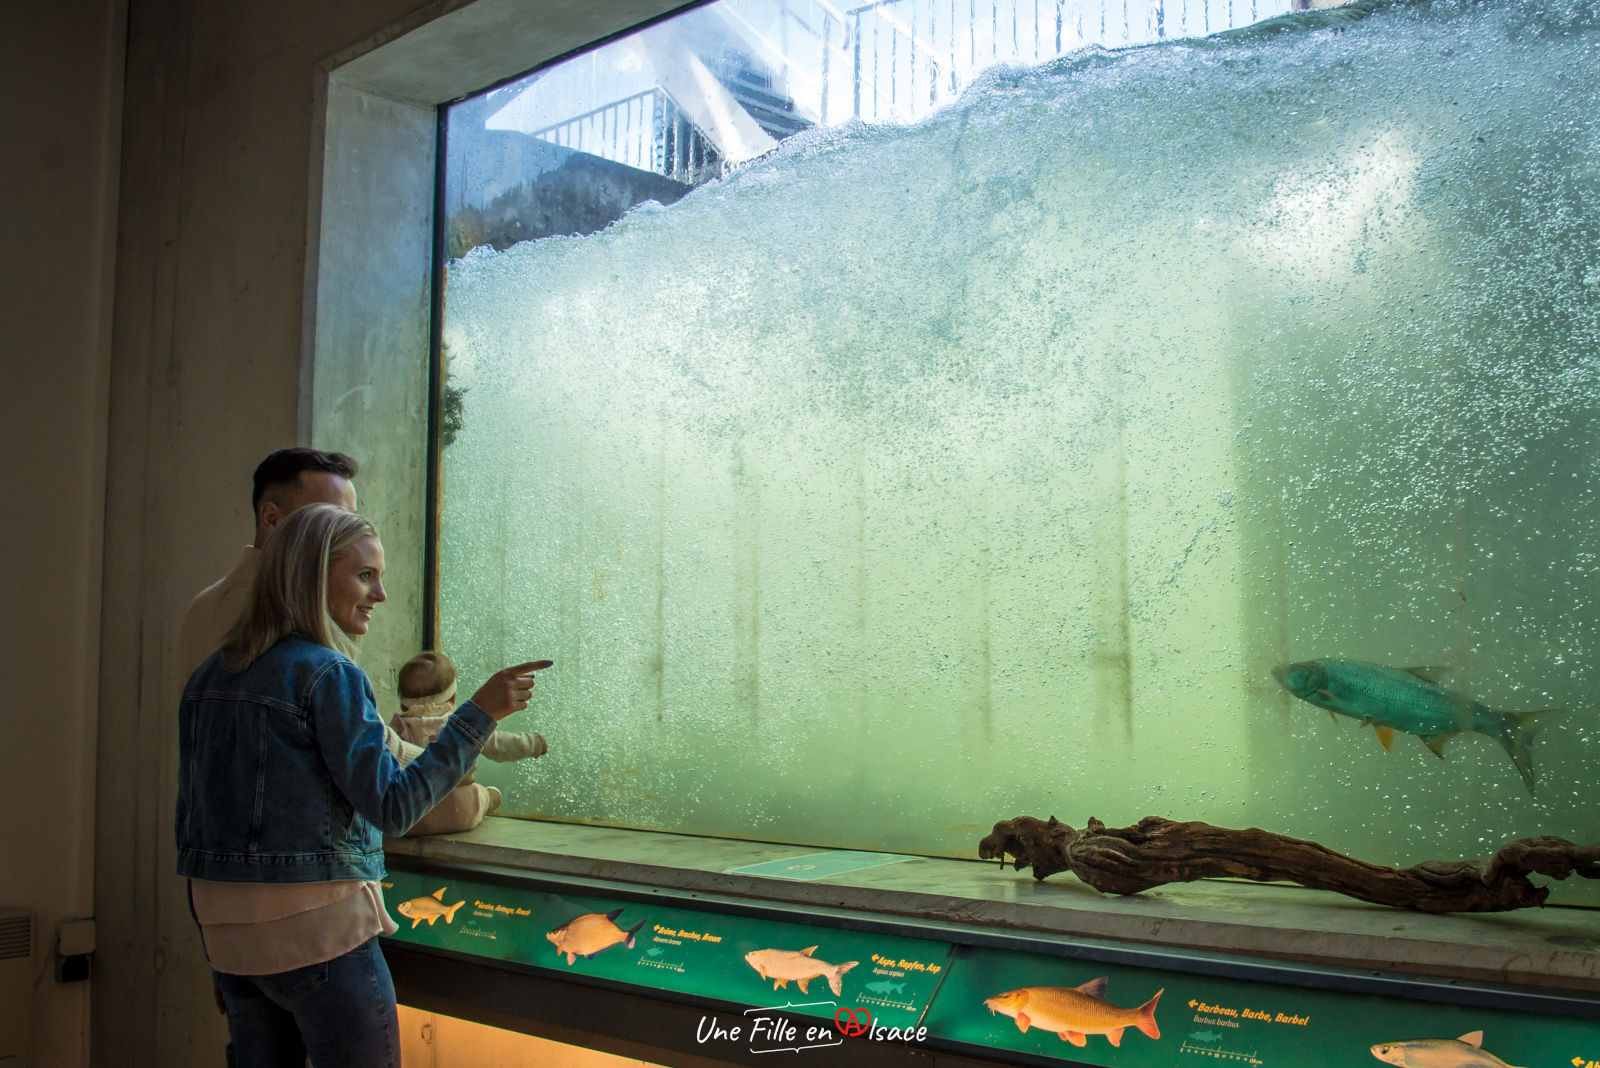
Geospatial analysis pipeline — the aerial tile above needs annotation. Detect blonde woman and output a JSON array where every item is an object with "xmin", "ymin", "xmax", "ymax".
[{"xmin": 176, "ymin": 503, "xmax": 544, "ymax": 1067}]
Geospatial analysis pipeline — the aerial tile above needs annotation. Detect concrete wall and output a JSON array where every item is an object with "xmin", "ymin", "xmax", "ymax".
[
  {"xmin": 0, "ymin": 3, "xmax": 126, "ymax": 1065},
  {"xmin": 84, "ymin": 1, "xmax": 682, "ymax": 1065}
]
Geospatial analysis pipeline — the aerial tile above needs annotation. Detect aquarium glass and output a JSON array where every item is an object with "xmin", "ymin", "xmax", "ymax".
[{"xmin": 435, "ymin": 0, "xmax": 1600, "ymax": 904}]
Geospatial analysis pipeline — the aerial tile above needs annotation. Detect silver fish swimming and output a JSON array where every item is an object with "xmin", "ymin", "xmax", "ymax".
[
  {"xmin": 1370, "ymin": 1030, "xmax": 1524, "ymax": 1067},
  {"xmin": 1272, "ymin": 659, "xmax": 1557, "ymax": 795}
]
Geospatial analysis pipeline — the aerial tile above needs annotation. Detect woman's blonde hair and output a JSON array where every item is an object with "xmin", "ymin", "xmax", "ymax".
[{"xmin": 220, "ymin": 503, "xmax": 378, "ymax": 672}]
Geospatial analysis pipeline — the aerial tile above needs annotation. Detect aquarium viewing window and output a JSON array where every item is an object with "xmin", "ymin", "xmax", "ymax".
[{"xmin": 431, "ymin": 0, "xmax": 1600, "ymax": 904}]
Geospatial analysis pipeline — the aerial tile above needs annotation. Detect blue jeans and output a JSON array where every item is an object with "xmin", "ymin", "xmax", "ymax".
[{"xmin": 214, "ymin": 938, "xmax": 399, "ymax": 1068}]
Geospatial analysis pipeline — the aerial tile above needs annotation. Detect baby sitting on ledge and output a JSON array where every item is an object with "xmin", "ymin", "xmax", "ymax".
[{"xmin": 393, "ymin": 650, "xmax": 548, "ymax": 836}]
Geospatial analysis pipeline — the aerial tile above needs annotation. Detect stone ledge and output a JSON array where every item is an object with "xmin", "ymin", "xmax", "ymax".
[{"xmin": 386, "ymin": 816, "xmax": 1600, "ymax": 994}]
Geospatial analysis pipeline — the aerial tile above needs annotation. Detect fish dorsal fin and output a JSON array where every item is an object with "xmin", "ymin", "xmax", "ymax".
[
  {"xmin": 1402, "ymin": 665, "xmax": 1449, "ymax": 683},
  {"xmin": 800, "ymin": 946, "xmax": 818, "ymax": 957},
  {"xmin": 1373, "ymin": 725, "xmax": 1396, "ymax": 753},
  {"xmin": 431, "ymin": 888, "xmax": 447, "ymax": 901},
  {"xmin": 1420, "ymin": 732, "xmax": 1458, "ymax": 759},
  {"xmin": 605, "ymin": 907, "xmax": 625, "ymax": 921},
  {"xmin": 1076, "ymin": 977, "xmax": 1109, "ymax": 999},
  {"xmin": 1456, "ymin": 1031, "xmax": 1483, "ymax": 1048}
]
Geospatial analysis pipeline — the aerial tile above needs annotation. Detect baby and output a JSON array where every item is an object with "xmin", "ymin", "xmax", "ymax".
[{"xmin": 393, "ymin": 650, "xmax": 548, "ymax": 836}]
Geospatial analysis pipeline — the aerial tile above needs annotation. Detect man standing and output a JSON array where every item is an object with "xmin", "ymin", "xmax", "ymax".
[
  {"xmin": 179, "ymin": 446, "xmax": 486, "ymax": 812},
  {"xmin": 176, "ymin": 448, "xmax": 362, "ymax": 1057},
  {"xmin": 179, "ymin": 447, "xmax": 359, "ymax": 676}
]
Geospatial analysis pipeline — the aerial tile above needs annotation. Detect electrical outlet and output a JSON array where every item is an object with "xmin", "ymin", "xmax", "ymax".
[{"xmin": 55, "ymin": 917, "xmax": 95, "ymax": 983}]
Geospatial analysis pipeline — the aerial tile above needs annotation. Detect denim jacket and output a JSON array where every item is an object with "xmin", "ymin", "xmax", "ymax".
[{"xmin": 175, "ymin": 635, "xmax": 494, "ymax": 883}]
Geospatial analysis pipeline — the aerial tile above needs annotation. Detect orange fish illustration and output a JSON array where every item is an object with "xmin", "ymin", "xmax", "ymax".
[
  {"xmin": 743, "ymin": 946, "xmax": 858, "ymax": 996},
  {"xmin": 395, "ymin": 887, "xmax": 465, "ymax": 929},
  {"xmin": 546, "ymin": 908, "xmax": 647, "ymax": 965},
  {"xmin": 984, "ymin": 978, "xmax": 1162, "ymax": 1047}
]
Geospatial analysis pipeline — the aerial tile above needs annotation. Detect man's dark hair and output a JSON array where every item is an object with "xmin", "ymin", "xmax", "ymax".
[{"xmin": 251, "ymin": 448, "xmax": 359, "ymax": 507}]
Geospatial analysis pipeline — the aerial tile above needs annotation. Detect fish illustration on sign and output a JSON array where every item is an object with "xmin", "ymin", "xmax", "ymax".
[
  {"xmin": 1272, "ymin": 659, "xmax": 1558, "ymax": 795},
  {"xmin": 1369, "ymin": 1030, "xmax": 1524, "ymax": 1067},
  {"xmin": 983, "ymin": 979, "xmax": 1162, "ymax": 1047},
  {"xmin": 644, "ymin": 946, "xmax": 665, "ymax": 958},
  {"xmin": 395, "ymin": 887, "xmax": 465, "ymax": 929},
  {"xmin": 865, "ymin": 979, "xmax": 906, "ymax": 996},
  {"xmin": 743, "ymin": 946, "xmax": 859, "ymax": 996},
  {"xmin": 1190, "ymin": 1030, "xmax": 1224, "ymax": 1044},
  {"xmin": 546, "ymin": 908, "xmax": 648, "ymax": 965}
]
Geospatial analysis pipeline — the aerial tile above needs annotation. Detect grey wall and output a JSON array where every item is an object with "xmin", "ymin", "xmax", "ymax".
[{"xmin": 0, "ymin": 3, "xmax": 125, "ymax": 1065}]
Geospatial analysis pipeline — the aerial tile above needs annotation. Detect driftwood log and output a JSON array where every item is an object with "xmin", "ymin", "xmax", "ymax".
[{"xmin": 977, "ymin": 815, "xmax": 1600, "ymax": 913}]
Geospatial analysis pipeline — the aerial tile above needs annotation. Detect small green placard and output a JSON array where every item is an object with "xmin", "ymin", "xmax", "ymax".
[{"xmin": 727, "ymin": 850, "xmax": 916, "ymax": 881}]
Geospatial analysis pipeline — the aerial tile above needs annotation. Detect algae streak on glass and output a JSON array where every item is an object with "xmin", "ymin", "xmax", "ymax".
[{"xmin": 1272, "ymin": 661, "xmax": 1556, "ymax": 796}]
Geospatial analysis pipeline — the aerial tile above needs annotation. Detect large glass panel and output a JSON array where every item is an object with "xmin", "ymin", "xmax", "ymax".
[{"xmin": 436, "ymin": 0, "xmax": 1600, "ymax": 904}]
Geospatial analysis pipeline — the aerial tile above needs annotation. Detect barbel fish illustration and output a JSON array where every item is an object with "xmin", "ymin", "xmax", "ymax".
[
  {"xmin": 743, "ymin": 946, "xmax": 858, "ymax": 996},
  {"xmin": 1272, "ymin": 659, "xmax": 1558, "ymax": 795},
  {"xmin": 865, "ymin": 979, "xmax": 906, "ymax": 996},
  {"xmin": 1370, "ymin": 1031, "xmax": 1524, "ymax": 1067},
  {"xmin": 1190, "ymin": 1030, "xmax": 1223, "ymax": 1044},
  {"xmin": 983, "ymin": 979, "xmax": 1162, "ymax": 1047},
  {"xmin": 546, "ymin": 908, "xmax": 647, "ymax": 965},
  {"xmin": 395, "ymin": 887, "xmax": 465, "ymax": 929}
]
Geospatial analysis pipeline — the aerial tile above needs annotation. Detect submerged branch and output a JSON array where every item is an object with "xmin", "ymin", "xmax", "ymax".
[{"xmin": 977, "ymin": 815, "xmax": 1600, "ymax": 913}]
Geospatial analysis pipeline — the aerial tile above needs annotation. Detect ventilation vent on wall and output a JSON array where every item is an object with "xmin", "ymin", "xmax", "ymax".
[{"xmin": 0, "ymin": 908, "xmax": 34, "ymax": 1067}]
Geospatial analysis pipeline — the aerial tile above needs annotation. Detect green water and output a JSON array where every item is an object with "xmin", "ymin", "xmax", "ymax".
[{"xmin": 437, "ymin": 0, "xmax": 1600, "ymax": 904}]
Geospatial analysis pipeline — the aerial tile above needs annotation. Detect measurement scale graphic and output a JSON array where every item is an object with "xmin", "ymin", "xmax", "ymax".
[{"xmin": 1179, "ymin": 1037, "xmax": 1263, "ymax": 1065}]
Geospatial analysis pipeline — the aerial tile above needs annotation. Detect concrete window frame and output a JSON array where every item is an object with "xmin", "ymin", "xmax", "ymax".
[{"xmin": 305, "ymin": 0, "xmax": 689, "ymax": 682}]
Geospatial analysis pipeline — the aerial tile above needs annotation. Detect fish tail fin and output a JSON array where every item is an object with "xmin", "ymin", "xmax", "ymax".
[
  {"xmin": 1496, "ymin": 708, "xmax": 1561, "ymax": 796},
  {"xmin": 1136, "ymin": 989, "xmax": 1163, "ymax": 1040},
  {"xmin": 828, "ymin": 962, "xmax": 859, "ymax": 997},
  {"xmin": 444, "ymin": 900, "xmax": 465, "ymax": 923},
  {"xmin": 625, "ymin": 919, "xmax": 647, "ymax": 948}
]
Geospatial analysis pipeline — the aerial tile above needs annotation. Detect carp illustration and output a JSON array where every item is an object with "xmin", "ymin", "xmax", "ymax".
[{"xmin": 984, "ymin": 978, "xmax": 1162, "ymax": 1047}]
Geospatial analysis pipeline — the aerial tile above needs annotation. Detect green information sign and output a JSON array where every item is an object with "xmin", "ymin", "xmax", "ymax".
[
  {"xmin": 926, "ymin": 944, "xmax": 1600, "ymax": 1067},
  {"xmin": 382, "ymin": 868, "xmax": 950, "ymax": 1053},
  {"xmin": 382, "ymin": 867, "xmax": 1600, "ymax": 1066}
]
